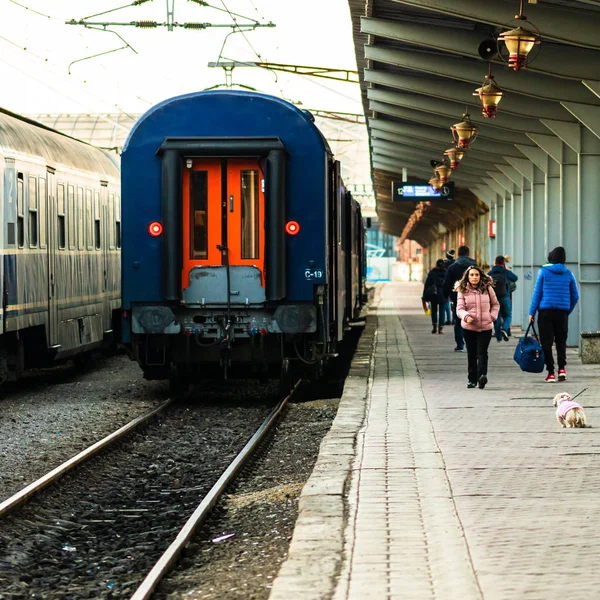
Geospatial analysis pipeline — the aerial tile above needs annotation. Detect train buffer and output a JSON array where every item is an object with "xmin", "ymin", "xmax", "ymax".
[{"xmin": 270, "ymin": 281, "xmax": 600, "ymax": 600}]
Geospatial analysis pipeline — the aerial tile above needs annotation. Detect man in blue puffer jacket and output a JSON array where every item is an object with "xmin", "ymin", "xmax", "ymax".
[{"xmin": 529, "ymin": 246, "xmax": 579, "ymax": 383}]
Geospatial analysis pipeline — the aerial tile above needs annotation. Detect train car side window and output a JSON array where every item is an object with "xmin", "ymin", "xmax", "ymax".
[
  {"xmin": 58, "ymin": 184, "xmax": 66, "ymax": 249},
  {"xmin": 108, "ymin": 193, "xmax": 115, "ymax": 249},
  {"xmin": 190, "ymin": 171, "xmax": 208, "ymax": 259},
  {"xmin": 29, "ymin": 176, "xmax": 38, "ymax": 247},
  {"xmin": 17, "ymin": 173, "xmax": 24, "ymax": 248},
  {"xmin": 39, "ymin": 178, "xmax": 47, "ymax": 248},
  {"xmin": 94, "ymin": 191, "xmax": 101, "ymax": 250},
  {"xmin": 115, "ymin": 194, "xmax": 121, "ymax": 249},
  {"xmin": 86, "ymin": 189, "xmax": 93, "ymax": 250},
  {"xmin": 77, "ymin": 187, "xmax": 84, "ymax": 250},
  {"xmin": 68, "ymin": 184, "xmax": 75, "ymax": 250},
  {"xmin": 241, "ymin": 170, "xmax": 259, "ymax": 259}
]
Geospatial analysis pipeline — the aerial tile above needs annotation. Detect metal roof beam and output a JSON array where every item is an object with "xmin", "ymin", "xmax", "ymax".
[
  {"xmin": 365, "ymin": 45, "xmax": 599, "ymax": 105},
  {"xmin": 361, "ymin": 17, "xmax": 600, "ymax": 81},
  {"xmin": 369, "ymin": 127, "xmax": 512, "ymax": 166},
  {"xmin": 369, "ymin": 117, "xmax": 525, "ymax": 158},
  {"xmin": 526, "ymin": 133, "xmax": 564, "ymax": 163},
  {"xmin": 369, "ymin": 99, "xmax": 534, "ymax": 146},
  {"xmin": 370, "ymin": 139, "xmax": 500, "ymax": 172},
  {"xmin": 371, "ymin": 147, "xmax": 495, "ymax": 178},
  {"xmin": 370, "ymin": 142, "xmax": 500, "ymax": 177},
  {"xmin": 367, "ymin": 88, "xmax": 548, "ymax": 134},
  {"xmin": 388, "ymin": 0, "xmax": 600, "ymax": 50},
  {"xmin": 373, "ymin": 155, "xmax": 484, "ymax": 183},
  {"xmin": 364, "ymin": 69, "xmax": 575, "ymax": 122},
  {"xmin": 561, "ymin": 102, "xmax": 600, "ymax": 142}
]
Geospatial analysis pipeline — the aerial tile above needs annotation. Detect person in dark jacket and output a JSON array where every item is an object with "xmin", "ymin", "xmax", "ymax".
[
  {"xmin": 488, "ymin": 256, "xmax": 518, "ymax": 342},
  {"xmin": 443, "ymin": 246, "xmax": 477, "ymax": 352},
  {"xmin": 529, "ymin": 246, "xmax": 579, "ymax": 383},
  {"xmin": 443, "ymin": 249, "xmax": 455, "ymax": 325},
  {"xmin": 422, "ymin": 259, "xmax": 448, "ymax": 334}
]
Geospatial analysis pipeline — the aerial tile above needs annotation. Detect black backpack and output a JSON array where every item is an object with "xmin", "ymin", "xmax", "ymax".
[{"xmin": 490, "ymin": 271, "xmax": 508, "ymax": 298}]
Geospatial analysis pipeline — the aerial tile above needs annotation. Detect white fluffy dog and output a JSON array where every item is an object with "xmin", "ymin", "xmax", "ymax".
[{"xmin": 553, "ymin": 392, "xmax": 588, "ymax": 428}]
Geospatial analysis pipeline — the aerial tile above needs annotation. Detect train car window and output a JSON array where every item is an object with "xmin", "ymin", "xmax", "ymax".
[
  {"xmin": 58, "ymin": 184, "xmax": 66, "ymax": 250},
  {"xmin": 108, "ymin": 193, "xmax": 115, "ymax": 249},
  {"xmin": 39, "ymin": 178, "xmax": 47, "ymax": 248},
  {"xmin": 94, "ymin": 191, "xmax": 101, "ymax": 250},
  {"xmin": 29, "ymin": 176, "xmax": 38, "ymax": 247},
  {"xmin": 190, "ymin": 171, "xmax": 208, "ymax": 259},
  {"xmin": 115, "ymin": 194, "xmax": 121, "ymax": 249},
  {"xmin": 241, "ymin": 170, "xmax": 259, "ymax": 259},
  {"xmin": 77, "ymin": 187, "xmax": 84, "ymax": 250},
  {"xmin": 68, "ymin": 185, "xmax": 75, "ymax": 250},
  {"xmin": 86, "ymin": 189, "xmax": 93, "ymax": 250},
  {"xmin": 17, "ymin": 174, "xmax": 24, "ymax": 248}
]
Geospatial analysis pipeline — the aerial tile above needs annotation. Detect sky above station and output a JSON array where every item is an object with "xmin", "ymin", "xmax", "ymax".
[
  {"xmin": 0, "ymin": 0, "xmax": 361, "ymax": 116},
  {"xmin": 0, "ymin": 0, "xmax": 372, "ymax": 189}
]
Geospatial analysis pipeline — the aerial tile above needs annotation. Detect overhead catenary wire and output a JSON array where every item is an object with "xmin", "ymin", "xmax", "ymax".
[
  {"xmin": 8, "ymin": 0, "xmax": 52, "ymax": 19},
  {"xmin": 0, "ymin": 33, "xmax": 144, "ymax": 125}
]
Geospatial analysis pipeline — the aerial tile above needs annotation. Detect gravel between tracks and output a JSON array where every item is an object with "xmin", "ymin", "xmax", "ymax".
[
  {"xmin": 0, "ymin": 381, "xmax": 278, "ymax": 599},
  {"xmin": 155, "ymin": 396, "xmax": 340, "ymax": 600},
  {"xmin": 0, "ymin": 353, "xmax": 166, "ymax": 502}
]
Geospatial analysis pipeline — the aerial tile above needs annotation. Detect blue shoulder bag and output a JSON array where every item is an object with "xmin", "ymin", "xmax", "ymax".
[{"xmin": 513, "ymin": 322, "xmax": 545, "ymax": 373}]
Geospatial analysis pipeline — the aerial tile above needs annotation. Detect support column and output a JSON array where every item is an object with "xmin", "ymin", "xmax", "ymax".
[
  {"xmin": 532, "ymin": 165, "xmax": 546, "ymax": 282},
  {"xmin": 495, "ymin": 193, "xmax": 504, "ymax": 259},
  {"xmin": 512, "ymin": 184, "xmax": 524, "ymax": 329},
  {"xmin": 521, "ymin": 175, "xmax": 533, "ymax": 331},
  {"xmin": 527, "ymin": 132, "xmax": 580, "ymax": 346},
  {"xmin": 562, "ymin": 146, "xmax": 580, "ymax": 346},
  {"xmin": 578, "ymin": 128, "xmax": 600, "ymax": 339},
  {"xmin": 546, "ymin": 157, "xmax": 561, "ymax": 253}
]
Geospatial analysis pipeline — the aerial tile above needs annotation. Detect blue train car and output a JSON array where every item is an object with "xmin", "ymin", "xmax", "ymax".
[
  {"xmin": 121, "ymin": 91, "xmax": 365, "ymax": 390},
  {"xmin": 0, "ymin": 108, "xmax": 121, "ymax": 383}
]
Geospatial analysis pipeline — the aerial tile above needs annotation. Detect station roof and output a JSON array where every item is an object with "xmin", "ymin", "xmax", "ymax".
[{"xmin": 348, "ymin": 0, "xmax": 600, "ymax": 245}]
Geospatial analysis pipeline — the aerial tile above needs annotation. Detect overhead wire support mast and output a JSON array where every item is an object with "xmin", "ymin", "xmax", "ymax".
[
  {"xmin": 66, "ymin": 0, "xmax": 274, "ymax": 32},
  {"xmin": 66, "ymin": 20, "xmax": 275, "ymax": 30}
]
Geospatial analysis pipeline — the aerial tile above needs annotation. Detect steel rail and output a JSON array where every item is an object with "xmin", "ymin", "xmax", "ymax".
[
  {"xmin": 130, "ymin": 380, "xmax": 301, "ymax": 600},
  {"xmin": 0, "ymin": 398, "xmax": 175, "ymax": 518}
]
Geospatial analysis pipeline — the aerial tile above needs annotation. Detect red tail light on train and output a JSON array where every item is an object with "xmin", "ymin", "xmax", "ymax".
[
  {"xmin": 148, "ymin": 221, "xmax": 163, "ymax": 237},
  {"xmin": 285, "ymin": 220, "xmax": 300, "ymax": 235}
]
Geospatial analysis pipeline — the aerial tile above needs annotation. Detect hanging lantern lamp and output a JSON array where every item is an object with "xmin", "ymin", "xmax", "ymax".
[
  {"xmin": 451, "ymin": 110, "xmax": 479, "ymax": 149},
  {"xmin": 434, "ymin": 163, "xmax": 452, "ymax": 184},
  {"xmin": 444, "ymin": 147, "xmax": 464, "ymax": 170},
  {"xmin": 497, "ymin": 0, "xmax": 541, "ymax": 71},
  {"xmin": 474, "ymin": 63, "xmax": 504, "ymax": 118},
  {"xmin": 429, "ymin": 175, "xmax": 442, "ymax": 192}
]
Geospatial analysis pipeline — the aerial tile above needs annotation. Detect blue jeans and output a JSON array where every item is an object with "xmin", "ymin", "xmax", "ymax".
[
  {"xmin": 443, "ymin": 301, "xmax": 452, "ymax": 324},
  {"xmin": 453, "ymin": 305, "xmax": 464, "ymax": 349},
  {"xmin": 494, "ymin": 296, "xmax": 512, "ymax": 339}
]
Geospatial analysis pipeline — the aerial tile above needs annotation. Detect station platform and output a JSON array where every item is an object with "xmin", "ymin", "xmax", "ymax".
[{"xmin": 270, "ymin": 282, "xmax": 600, "ymax": 600}]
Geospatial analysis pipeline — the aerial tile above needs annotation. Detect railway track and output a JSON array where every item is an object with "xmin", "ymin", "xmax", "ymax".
[
  {"xmin": 0, "ymin": 379, "xmax": 297, "ymax": 599},
  {"xmin": 0, "ymin": 399, "xmax": 175, "ymax": 519}
]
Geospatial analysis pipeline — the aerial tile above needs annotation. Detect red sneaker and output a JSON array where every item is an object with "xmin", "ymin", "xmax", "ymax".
[
  {"xmin": 545, "ymin": 373, "xmax": 556, "ymax": 383},
  {"xmin": 558, "ymin": 369, "xmax": 567, "ymax": 382}
]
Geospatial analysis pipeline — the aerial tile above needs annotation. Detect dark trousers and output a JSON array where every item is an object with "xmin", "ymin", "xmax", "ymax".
[
  {"xmin": 429, "ymin": 300, "xmax": 445, "ymax": 327},
  {"xmin": 443, "ymin": 301, "xmax": 452, "ymax": 324},
  {"xmin": 463, "ymin": 329, "xmax": 493, "ymax": 383},
  {"xmin": 453, "ymin": 306, "xmax": 464, "ymax": 349},
  {"xmin": 494, "ymin": 296, "xmax": 512, "ymax": 340},
  {"xmin": 538, "ymin": 309, "xmax": 569, "ymax": 373}
]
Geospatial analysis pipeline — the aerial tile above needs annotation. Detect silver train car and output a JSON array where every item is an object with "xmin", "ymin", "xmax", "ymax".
[{"xmin": 0, "ymin": 108, "xmax": 121, "ymax": 383}]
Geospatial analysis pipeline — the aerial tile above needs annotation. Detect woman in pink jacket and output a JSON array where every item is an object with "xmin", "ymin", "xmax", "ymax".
[{"xmin": 456, "ymin": 266, "xmax": 500, "ymax": 389}]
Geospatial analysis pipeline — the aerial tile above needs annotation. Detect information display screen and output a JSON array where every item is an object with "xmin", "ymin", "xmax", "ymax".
[{"xmin": 391, "ymin": 181, "xmax": 454, "ymax": 202}]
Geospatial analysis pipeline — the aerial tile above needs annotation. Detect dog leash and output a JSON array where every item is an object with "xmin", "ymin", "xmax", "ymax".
[{"xmin": 571, "ymin": 388, "xmax": 588, "ymax": 401}]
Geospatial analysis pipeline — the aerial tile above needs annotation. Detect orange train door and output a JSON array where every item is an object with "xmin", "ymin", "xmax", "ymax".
[{"xmin": 181, "ymin": 158, "xmax": 265, "ymax": 300}]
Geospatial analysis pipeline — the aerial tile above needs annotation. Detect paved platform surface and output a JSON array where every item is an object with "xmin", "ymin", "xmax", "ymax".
[{"xmin": 270, "ymin": 282, "xmax": 600, "ymax": 600}]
